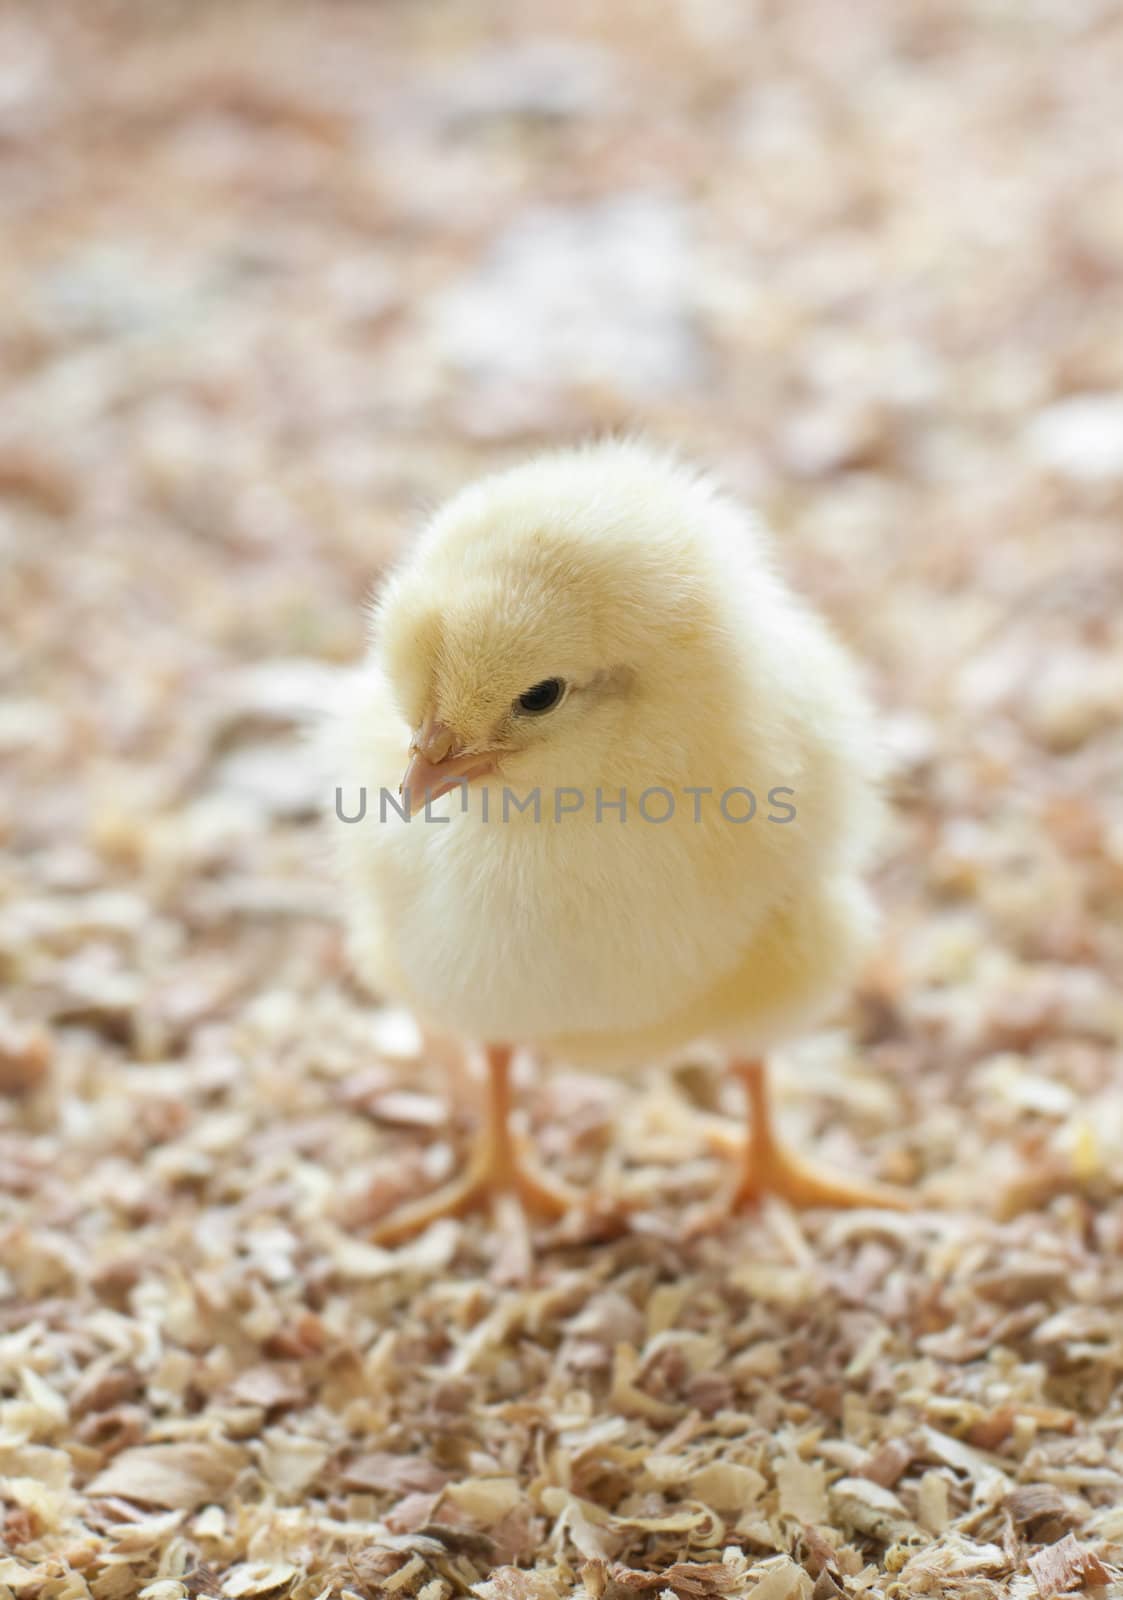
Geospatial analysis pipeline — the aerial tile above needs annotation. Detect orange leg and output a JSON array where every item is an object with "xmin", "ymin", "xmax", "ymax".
[
  {"xmin": 371, "ymin": 1045, "xmax": 580, "ymax": 1246},
  {"xmin": 708, "ymin": 1059, "xmax": 914, "ymax": 1211}
]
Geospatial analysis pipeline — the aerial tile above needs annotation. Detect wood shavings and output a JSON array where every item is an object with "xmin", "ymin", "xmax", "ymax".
[
  {"xmin": 1027, "ymin": 1533, "xmax": 1111, "ymax": 1598},
  {"xmin": 891, "ymin": 1536, "xmax": 1008, "ymax": 1590},
  {"xmin": 2, "ymin": 2, "xmax": 1123, "ymax": 1596},
  {"xmin": 917, "ymin": 1427, "xmax": 1012, "ymax": 1498},
  {"xmin": 339, "ymin": 1452, "xmax": 450, "ymax": 1496},
  {"xmin": 776, "ymin": 1459, "xmax": 829, "ymax": 1525},
  {"xmin": 541, "ymin": 1489, "xmax": 620, "ymax": 1562},
  {"xmin": 0, "ymin": 1011, "xmax": 51, "ymax": 1096},
  {"xmin": 472, "ymin": 1570, "xmax": 561, "ymax": 1600},
  {"xmin": 915, "ymin": 1472, "xmax": 950, "ymax": 1537},
  {"xmin": 220, "ymin": 1563, "xmax": 298, "ymax": 1598},
  {"xmin": 828, "ymin": 1480, "xmax": 918, "ymax": 1545},
  {"xmin": 607, "ymin": 1560, "xmax": 741, "ymax": 1594},
  {"xmin": 686, "ymin": 1463, "xmax": 767, "ymax": 1513},
  {"xmin": 743, "ymin": 1559, "xmax": 812, "ymax": 1600},
  {"xmin": 444, "ymin": 1478, "xmax": 524, "ymax": 1525},
  {"xmin": 86, "ymin": 1441, "xmax": 247, "ymax": 1510},
  {"xmin": 257, "ymin": 1430, "xmax": 331, "ymax": 1496},
  {"xmin": 1005, "ymin": 1485, "xmax": 1077, "ymax": 1530},
  {"xmin": 224, "ymin": 1365, "xmax": 305, "ymax": 1412},
  {"xmin": 856, "ymin": 1439, "xmax": 912, "ymax": 1490},
  {"xmin": 610, "ymin": 1345, "xmax": 682, "ymax": 1424}
]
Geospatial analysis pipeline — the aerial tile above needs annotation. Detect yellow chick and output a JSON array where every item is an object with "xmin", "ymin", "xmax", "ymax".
[{"xmin": 327, "ymin": 441, "xmax": 910, "ymax": 1241}]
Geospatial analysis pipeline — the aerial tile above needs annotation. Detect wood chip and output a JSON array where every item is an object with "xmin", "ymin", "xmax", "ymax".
[
  {"xmin": 1028, "ymin": 1533, "xmax": 1111, "ymax": 1597},
  {"xmin": 87, "ymin": 1441, "xmax": 246, "ymax": 1510},
  {"xmin": 226, "ymin": 1365, "xmax": 306, "ymax": 1411},
  {"xmin": 339, "ymin": 1452, "xmax": 449, "ymax": 1495},
  {"xmin": 777, "ymin": 1458, "xmax": 829, "ymax": 1524}
]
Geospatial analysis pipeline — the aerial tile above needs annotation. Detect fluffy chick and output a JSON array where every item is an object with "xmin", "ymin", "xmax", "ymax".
[{"xmin": 327, "ymin": 441, "xmax": 909, "ymax": 1240}]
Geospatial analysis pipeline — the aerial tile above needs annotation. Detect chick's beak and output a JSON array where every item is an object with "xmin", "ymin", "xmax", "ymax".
[{"xmin": 400, "ymin": 717, "xmax": 497, "ymax": 809}]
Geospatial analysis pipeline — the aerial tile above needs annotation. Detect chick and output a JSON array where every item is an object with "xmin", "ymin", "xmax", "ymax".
[{"xmin": 327, "ymin": 441, "xmax": 910, "ymax": 1241}]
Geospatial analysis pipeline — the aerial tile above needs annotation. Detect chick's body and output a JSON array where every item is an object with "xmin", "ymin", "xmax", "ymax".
[
  {"xmin": 334, "ymin": 444, "xmax": 879, "ymax": 1058},
  {"xmin": 329, "ymin": 443, "xmax": 899, "ymax": 1235}
]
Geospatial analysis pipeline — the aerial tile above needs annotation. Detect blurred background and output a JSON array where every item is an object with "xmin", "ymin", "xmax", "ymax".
[
  {"xmin": 2, "ymin": 0, "xmax": 1123, "ymax": 1588},
  {"xmin": 3, "ymin": 0, "xmax": 1121, "ymax": 1073}
]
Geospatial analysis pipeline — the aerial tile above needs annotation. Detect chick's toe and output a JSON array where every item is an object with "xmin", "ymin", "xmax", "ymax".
[
  {"xmin": 370, "ymin": 1045, "xmax": 582, "ymax": 1246},
  {"xmin": 705, "ymin": 1058, "xmax": 914, "ymax": 1215}
]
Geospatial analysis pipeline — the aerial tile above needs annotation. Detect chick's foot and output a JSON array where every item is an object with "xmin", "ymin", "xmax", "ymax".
[
  {"xmin": 707, "ymin": 1058, "xmax": 914, "ymax": 1214},
  {"xmin": 370, "ymin": 1044, "xmax": 581, "ymax": 1246}
]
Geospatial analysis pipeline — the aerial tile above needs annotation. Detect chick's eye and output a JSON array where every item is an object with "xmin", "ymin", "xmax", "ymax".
[{"xmin": 515, "ymin": 677, "xmax": 565, "ymax": 715}]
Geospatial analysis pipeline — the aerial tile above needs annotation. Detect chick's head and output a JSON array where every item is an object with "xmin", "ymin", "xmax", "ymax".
[{"xmin": 372, "ymin": 445, "xmax": 726, "ymax": 803}]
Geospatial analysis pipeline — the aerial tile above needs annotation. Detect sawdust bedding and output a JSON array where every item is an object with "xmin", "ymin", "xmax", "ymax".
[{"xmin": 2, "ymin": 2, "xmax": 1123, "ymax": 1596}]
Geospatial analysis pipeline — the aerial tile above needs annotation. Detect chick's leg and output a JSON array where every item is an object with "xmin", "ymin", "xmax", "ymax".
[
  {"xmin": 370, "ymin": 1045, "xmax": 580, "ymax": 1246},
  {"xmin": 713, "ymin": 1058, "xmax": 913, "ymax": 1211}
]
